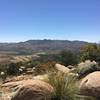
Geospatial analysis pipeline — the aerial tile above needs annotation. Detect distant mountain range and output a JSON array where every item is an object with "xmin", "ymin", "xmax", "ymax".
[{"xmin": 0, "ymin": 40, "xmax": 89, "ymax": 55}]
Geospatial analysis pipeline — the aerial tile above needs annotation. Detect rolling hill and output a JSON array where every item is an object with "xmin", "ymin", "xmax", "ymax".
[{"xmin": 0, "ymin": 40, "xmax": 88, "ymax": 55}]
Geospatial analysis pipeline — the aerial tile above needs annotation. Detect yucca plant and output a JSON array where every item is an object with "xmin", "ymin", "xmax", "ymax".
[
  {"xmin": 47, "ymin": 71, "xmax": 78, "ymax": 100},
  {"xmin": 47, "ymin": 71, "xmax": 96, "ymax": 100}
]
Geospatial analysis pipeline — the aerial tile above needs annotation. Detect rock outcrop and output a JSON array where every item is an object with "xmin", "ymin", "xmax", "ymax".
[
  {"xmin": 80, "ymin": 71, "xmax": 100, "ymax": 97},
  {"xmin": 55, "ymin": 64, "xmax": 70, "ymax": 73},
  {"xmin": 9, "ymin": 80, "xmax": 53, "ymax": 100}
]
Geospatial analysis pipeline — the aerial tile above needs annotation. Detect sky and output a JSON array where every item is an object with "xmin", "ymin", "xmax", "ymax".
[{"xmin": 0, "ymin": 0, "xmax": 100, "ymax": 43}]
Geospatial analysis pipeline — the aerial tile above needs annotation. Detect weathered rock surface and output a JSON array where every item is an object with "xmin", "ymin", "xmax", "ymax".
[
  {"xmin": 33, "ymin": 74, "xmax": 48, "ymax": 81},
  {"xmin": 55, "ymin": 63, "xmax": 70, "ymax": 73},
  {"xmin": 80, "ymin": 71, "xmax": 100, "ymax": 97},
  {"xmin": 6, "ymin": 80, "xmax": 54, "ymax": 100}
]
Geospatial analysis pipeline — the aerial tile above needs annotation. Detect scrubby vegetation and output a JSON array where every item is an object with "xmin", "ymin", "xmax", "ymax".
[
  {"xmin": 48, "ymin": 71, "xmax": 96, "ymax": 100},
  {"xmin": 56, "ymin": 51, "xmax": 79, "ymax": 66},
  {"xmin": 81, "ymin": 43, "xmax": 100, "ymax": 64},
  {"xmin": 6, "ymin": 63, "xmax": 20, "ymax": 75},
  {"xmin": 77, "ymin": 60, "xmax": 100, "ymax": 78},
  {"xmin": 0, "ymin": 43, "xmax": 100, "ymax": 100},
  {"xmin": 48, "ymin": 71, "xmax": 78, "ymax": 100}
]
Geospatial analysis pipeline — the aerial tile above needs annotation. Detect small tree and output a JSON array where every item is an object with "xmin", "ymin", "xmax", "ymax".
[{"xmin": 57, "ymin": 51, "xmax": 78, "ymax": 66}]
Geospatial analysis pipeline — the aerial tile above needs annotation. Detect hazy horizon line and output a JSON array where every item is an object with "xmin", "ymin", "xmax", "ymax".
[{"xmin": 0, "ymin": 39, "xmax": 99, "ymax": 43}]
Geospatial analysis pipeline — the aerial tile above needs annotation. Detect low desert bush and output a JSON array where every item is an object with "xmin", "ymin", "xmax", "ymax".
[
  {"xmin": 34, "ymin": 61, "xmax": 56, "ymax": 75},
  {"xmin": 48, "ymin": 71, "xmax": 78, "ymax": 100},
  {"xmin": 77, "ymin": 60, "xmax": 100, "ymax": 78},
  {"xmin": 47, "ymin": 71, "xmax": 96, "ymax": 100},
  {"xmin": 7, "ymin": 63, "xmax": 19, "ymax": 75}
]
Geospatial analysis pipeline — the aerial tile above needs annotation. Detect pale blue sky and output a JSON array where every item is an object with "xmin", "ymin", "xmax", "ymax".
[{"xmin": 0, "ymin": 0, "xmax": 100, "ymax": 42}]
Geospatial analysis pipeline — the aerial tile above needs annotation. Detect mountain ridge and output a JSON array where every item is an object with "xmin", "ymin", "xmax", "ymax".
[{"xmin": 0, "ymin": 40, "xmax": 89, "ymax": 55}]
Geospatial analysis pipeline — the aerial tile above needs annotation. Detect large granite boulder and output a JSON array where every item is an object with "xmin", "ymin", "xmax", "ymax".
[
  {"xmin": 2, "ymin": 80, "xmax": 53, "ymax": 100},
  {"xmin": 80, "ymin": 71, "xmax": 100, "ymax": 97},
  {"xmin": 55, "ymin": 64, "xmax": 70, "ymax": 73}
]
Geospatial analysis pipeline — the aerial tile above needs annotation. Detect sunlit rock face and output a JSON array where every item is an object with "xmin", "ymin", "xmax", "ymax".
[
  {"xmin": 55, "ymin": 63, "xmax": 70, "ymax": 73},
  {"xmin": 80, "ymin": 71, "xmax": 100, "ymax": 97},
  {"xmin": 3, "ymin": 80, "xmax": 53, "ymax": 100}
]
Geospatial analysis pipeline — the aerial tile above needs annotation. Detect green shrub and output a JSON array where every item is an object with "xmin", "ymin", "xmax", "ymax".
[
  {"xmin": 47, "ymin": 71, "xmax": 96, "ymax": 100},
  {"xmin": 81, "ymin": 44, "xmax": 100, "ymax": 64},
  {"xmin": 77, "ymin": 60, "xmax": 100, "ymax": 78},
  {"xmin": 7, "ymin": 63, "xmax": 19, "ymax": 75},
  {"xmin": 48, "ymin": 71, "xmax": 79, "ymax": 100},
  {"xmin": 57, "ymin": 51, "xmax": 78, "ymax": 66}
]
